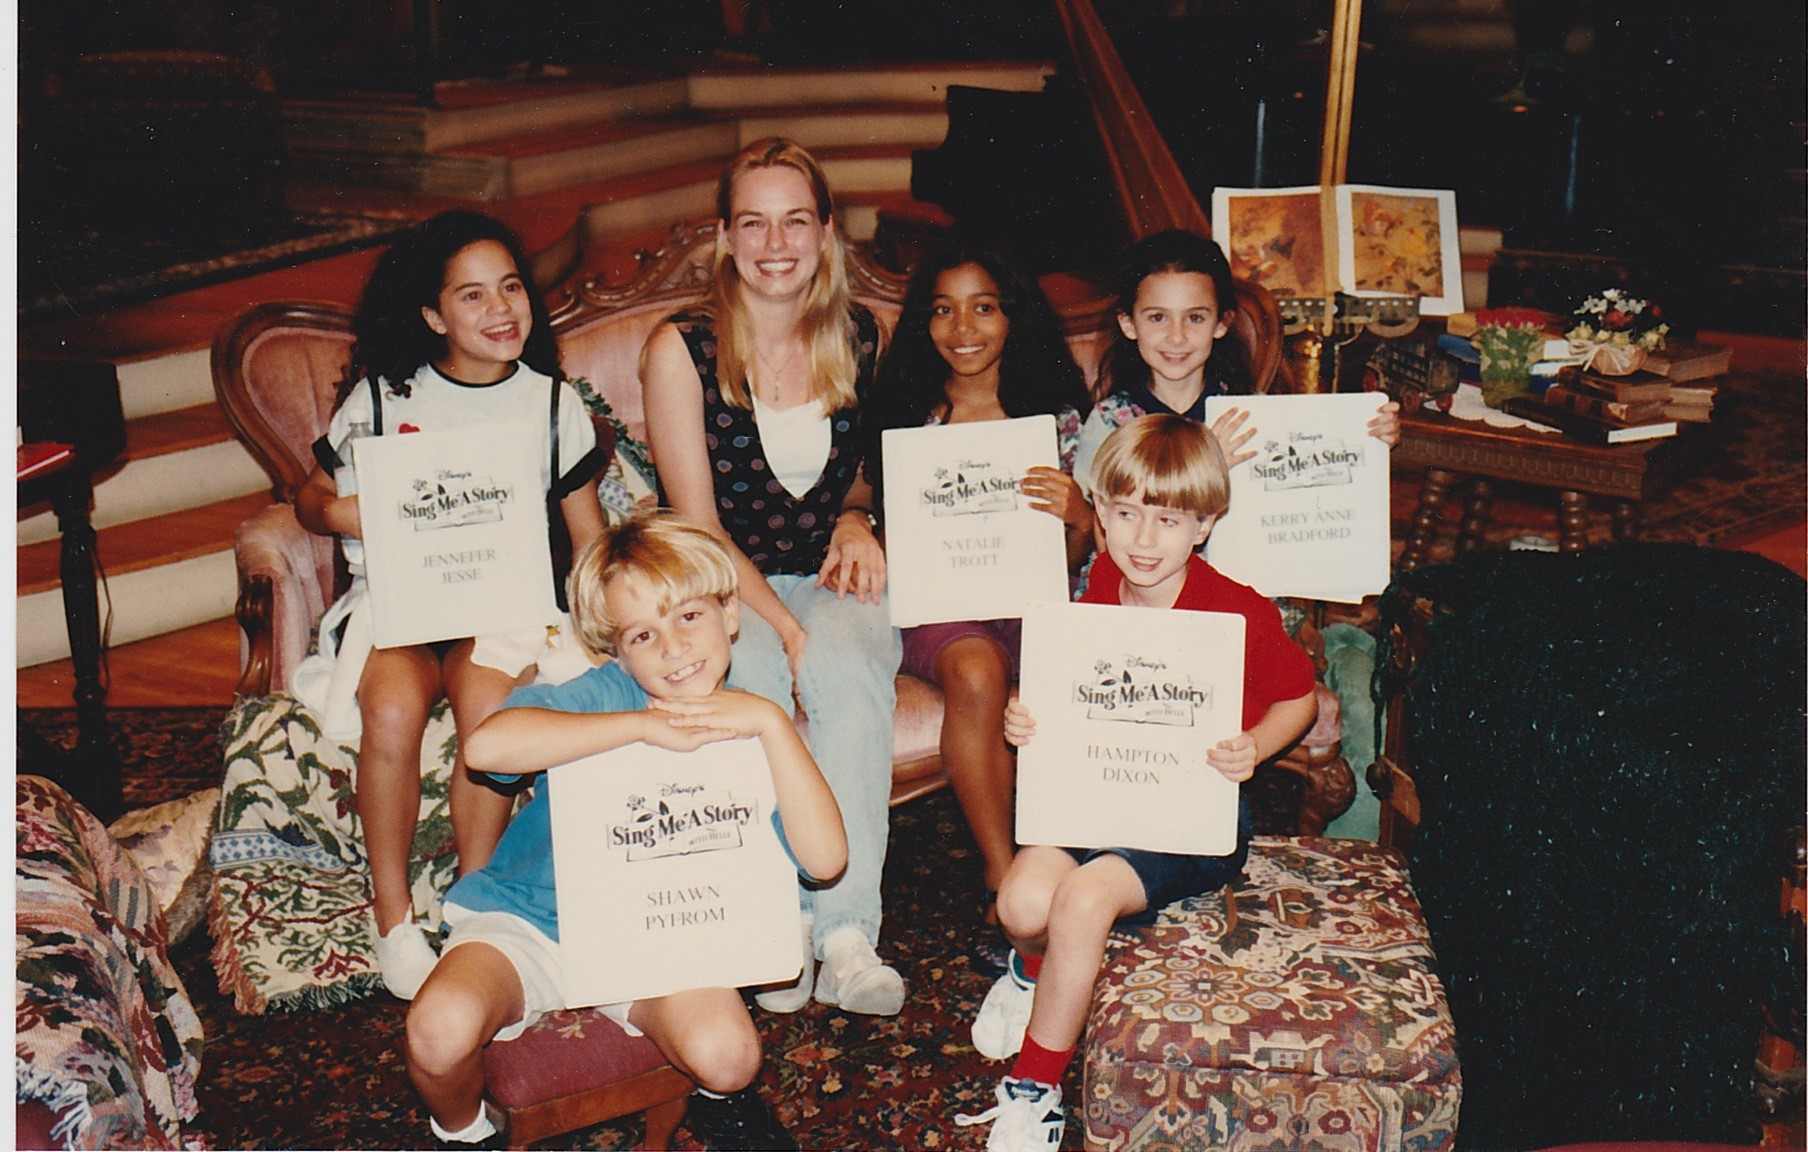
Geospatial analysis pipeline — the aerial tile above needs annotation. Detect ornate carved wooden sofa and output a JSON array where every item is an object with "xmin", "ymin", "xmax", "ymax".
[{"xmin": 216, "ymin": 219, "xmax": 1352, "ymax": 827}]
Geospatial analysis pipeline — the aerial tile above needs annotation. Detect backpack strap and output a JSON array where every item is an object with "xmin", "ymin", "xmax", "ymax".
[
  {"xmin": 369, "ymin": 377, "xmax": 385, "ymax": 435},
  {"xmin": 549, "ymin": 375, "xmax": 561, "ymax": 483}
]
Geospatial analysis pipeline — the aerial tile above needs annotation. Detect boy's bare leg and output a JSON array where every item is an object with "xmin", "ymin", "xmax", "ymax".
[
  {"xmin": 628, "ymin": 987, "xmax": 762, "ymax": 1095},
  {"xmin": 358, "ymin": 645, "xmax": 444, "ymax": 933},
  {"xmin": 934, "ymin": 637, "xmax": 1019, "ymax": 894},
  {"xmin": 1008, "ymin": 853, "xmax": 1147, "ymax": 1052},
  {"xmin": 407, "ymin": 943, "xmax": 526, "ymax": 1130},
  {"xmin": 443, "ymin": 642, "xmax": 527, "ymax": 877},
  {"xmin": 993, "ymin": 845, "xmax": 1081, "ymax": 954}
]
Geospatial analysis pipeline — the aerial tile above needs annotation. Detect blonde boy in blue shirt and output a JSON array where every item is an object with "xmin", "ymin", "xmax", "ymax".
[{"xmin": 406, "ymin": 511, "xmax": 846, "ymax": 1149}]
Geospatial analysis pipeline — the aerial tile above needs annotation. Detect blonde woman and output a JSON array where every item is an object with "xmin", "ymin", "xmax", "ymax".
[{"xmin": 641, "ymin": 138, "xmax": 905, "ymax": 1016}]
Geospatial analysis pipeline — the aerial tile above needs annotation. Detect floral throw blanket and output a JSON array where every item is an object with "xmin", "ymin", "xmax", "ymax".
[
  {"xmin": 208, "ymin": 694, "xmax": 459, "ymax": 1013},
  {"xmin": 16, "ymin": 776, "xmax": 204, "ymax": 1149}
]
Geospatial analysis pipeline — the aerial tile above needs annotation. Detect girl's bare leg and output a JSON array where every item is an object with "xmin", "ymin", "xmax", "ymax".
[
  {"xmin": 934, "ymin": 637, "xmax": 1018, "ymax": 894},
  {"xmin": 357, "ymin": 644, "xmax": 444, "ymax": 933},
  {"xmin": 994, "ymin": 845, "xmax": 1080, "ymax": 957},
  {"xmin": 442, "ymin": 640, "xmax": 528, "ymax": 877}
]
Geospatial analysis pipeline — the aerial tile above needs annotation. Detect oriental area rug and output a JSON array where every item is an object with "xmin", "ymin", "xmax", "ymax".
[{"xmin": 23, "ymin": 707, "xmax": 1077, "ymax": 1150}]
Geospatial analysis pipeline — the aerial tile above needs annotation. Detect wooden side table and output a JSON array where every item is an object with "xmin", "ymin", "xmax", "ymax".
[{"xmin": 1394, "ymin": 407, "xmax": 1687, "ymax": 570}]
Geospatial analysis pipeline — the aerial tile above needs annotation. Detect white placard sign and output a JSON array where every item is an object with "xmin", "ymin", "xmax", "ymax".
[
  {"xmin": 1016, "ymin": 602, "xmax": 1245, "ymax": 856},
  {"xmin": 549, "ymin": 738, "xmax": 804, "ymax": 1008},
  {"xmin": 881, "ymin": 415, "xmax": 1069, "ymax": 628},
  {"xmin": 1203, "ymin": 393, "xmax": 1390, "ymax": 604},
  {"xmin": 354, "ymin": 424, "xmax": 559, "ymax": 648}
]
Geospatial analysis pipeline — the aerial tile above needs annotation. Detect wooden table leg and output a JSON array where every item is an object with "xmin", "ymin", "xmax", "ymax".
[
  {"xmin": 1400, "ymin": 467, "xmax": 1458, "ymax": 571},
  {"xmin": 1610, "ymin": 499, "xmax": 1641, "ymax": 542},
  {"xmin": 51, "ymin": 470, "xmax": 122, "ymax": 822},
  {"xmin": 1557, "ymin": 490, "xmax": 1592, "ymax": 553},
  {"xmin": 1457, "ymin": 477, "xmax": 1495, "ymax": 554}
]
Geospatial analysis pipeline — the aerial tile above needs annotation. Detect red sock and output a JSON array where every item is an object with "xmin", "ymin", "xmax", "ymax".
[
  {"xmin": 1010, "ymin": 1035, "xmax": 1074, "ymax": 1087},
  {"xmin": 1019, "ymin": 953, "xmax": 1043, "ymax": 982}
]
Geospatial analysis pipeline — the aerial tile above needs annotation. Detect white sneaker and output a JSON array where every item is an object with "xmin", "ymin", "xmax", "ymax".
[
  {"xmin": 754, "ymin": 913, "xmax": 815, "ymax": 1013},
  {"xmin": 971, "ymin": 964, "xmax": 1035, "ymax": 1060},
  {"xmin": 813, "ymin": 928, "xmax": 905, "ymax": 1016},
  {"xmin": 956, "ymin": 1076, "xmax": 1065, "ymax": 1152},
  {"xmin": 371, "ymin": 916, "xmax": 439, "ymax": 1001}
]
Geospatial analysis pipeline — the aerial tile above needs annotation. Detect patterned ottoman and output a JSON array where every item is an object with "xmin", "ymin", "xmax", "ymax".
[{"xmin": 1083, "ymin": 837, "xmax": 1460, "ymax": 1152}]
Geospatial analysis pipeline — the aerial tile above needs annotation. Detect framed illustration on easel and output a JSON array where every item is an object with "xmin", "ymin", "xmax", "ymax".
[{"xmin": 1212, "ymin": 184, "xmax": 1464, "ymax": 315}]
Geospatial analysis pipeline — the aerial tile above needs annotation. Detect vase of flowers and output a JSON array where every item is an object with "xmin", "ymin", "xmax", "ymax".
[
  {"xmin": 1475, "ymin": 321, "xmax": 1543, "ymax": 408},
  {"xmin": 1567, "ymin": 288, "xmax": 1668, "ymax": 375}
]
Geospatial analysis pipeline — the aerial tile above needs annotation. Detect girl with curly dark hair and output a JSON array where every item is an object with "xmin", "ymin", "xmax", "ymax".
[{"xmin": 294, "ymin": 210, "xmax": 607, "ymax": 1001}]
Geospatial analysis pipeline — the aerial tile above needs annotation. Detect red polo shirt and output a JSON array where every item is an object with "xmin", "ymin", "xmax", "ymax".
[{"xmin": 1081, "ymin": 551, "xmax": 1316, "ymax": 732}]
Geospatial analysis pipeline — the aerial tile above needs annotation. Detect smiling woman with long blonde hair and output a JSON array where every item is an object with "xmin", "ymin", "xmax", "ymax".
[{"xmin": 639, "ymin": 137, "xmax": 906, "ymax": 1019}]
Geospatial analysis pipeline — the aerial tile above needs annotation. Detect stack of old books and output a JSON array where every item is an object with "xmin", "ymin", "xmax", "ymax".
[{"xmin": 1499, "ymin": 339, "xmax": 1732, "ymax": 445}]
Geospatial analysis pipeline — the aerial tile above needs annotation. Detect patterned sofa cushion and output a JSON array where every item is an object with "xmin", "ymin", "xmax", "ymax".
[{"xmin": 1084, "ymin": 836, "xmax": 1459, "ymax": 1152}]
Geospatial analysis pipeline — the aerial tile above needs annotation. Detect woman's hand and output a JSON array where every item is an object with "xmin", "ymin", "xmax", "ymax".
[
  {"xmin": 1209, "ymin": 406, "xmax": 1259, "ymax": 467},
  {"xmin": 818, "ymin": 510, "xmax": 886, "ymax": 605},
  {"xmin": 1022, "ymin": 466, "xmax": 1091, "ymax": 531},
  {"xmin": 1368, "ymin": 400, "xmax": 1402, "ymax": 448}
]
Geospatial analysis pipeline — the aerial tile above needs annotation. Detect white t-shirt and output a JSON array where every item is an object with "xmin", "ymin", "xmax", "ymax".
[{"xmin": 323, "ymin": 363, "xmax": 599, "ymax": 575}]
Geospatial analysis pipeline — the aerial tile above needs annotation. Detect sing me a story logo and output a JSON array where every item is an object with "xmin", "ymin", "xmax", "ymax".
[
  {"xmin": 611, "ymin": 782, "xmax": 759, "ymax": 861},
  {"xmin": 1073, "ymin": 655, "xmax": 1210, "ymax": 726},
  {"xmin": 400, "ymin": 468, "xmax": 514, "ymax": 531},
  {"xmin": 919, "ymin": 458, "xmax": 1020, "ymax": 517},
  {"xmin": 1250, "ymin": 432, "xmax": 1364, "ymax": 492}
]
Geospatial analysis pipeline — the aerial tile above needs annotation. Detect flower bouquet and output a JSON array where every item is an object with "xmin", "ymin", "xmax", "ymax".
[
  {"xmin": 1475, "ymin": 317, "xmax": 1544, "ymax": 409},
  {"xmin": 1567, "ymin": 289, "xmax": 1669, "ymax": 375}
]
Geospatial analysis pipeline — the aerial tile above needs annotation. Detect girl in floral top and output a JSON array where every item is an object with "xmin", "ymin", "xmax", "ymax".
[
  {"xmin": 1072, "ymin": 229, "xmax": 1400, "ymax": 498},
  {"xmin": 864, "ymin": 240, "xmax": 1092, "ymax": 963}
]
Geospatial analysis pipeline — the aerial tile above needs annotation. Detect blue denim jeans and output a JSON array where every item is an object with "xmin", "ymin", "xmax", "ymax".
[{"xmin": 728, "ymin": 574, "xmax": 902, "ymax": 957}]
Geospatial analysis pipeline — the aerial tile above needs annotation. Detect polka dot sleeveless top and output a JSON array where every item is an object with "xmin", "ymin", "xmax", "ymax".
[{"xmin": 670, "ymin": 306, "xmax": 879, "ymax": 576}]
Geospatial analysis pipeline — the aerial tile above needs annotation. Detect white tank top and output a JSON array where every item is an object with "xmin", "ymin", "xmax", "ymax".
[{"xmin": 752, "ymin": 397, "xmax": 832, "ymax": 500}]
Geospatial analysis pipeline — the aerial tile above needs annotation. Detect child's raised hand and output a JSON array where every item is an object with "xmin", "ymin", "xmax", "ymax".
[
  {"xmin": 1205, "ymin": 731, "xmax": 1259, "ymax": 782},
  {"xmin": 649, "ymin": 689, "xmax": 780, "ymax": 742},
  {"xmin": 1367, "ymin": 400, "xmax": 1402, "ymax": 448},
  {"xmin": 638, "ymin": 707, "xmax": 737, "ymax": 752},
  {"xmin": 1021, "ymin": 466, "xmax": 1092, "ymax": 532},
  {"xmin": 1208, "ymin": 407, "xmax": 1259, "ymax": 467},
  {"xmin": 1002, "ymin": 698, "xmax": 1037, "ymax": 747}
]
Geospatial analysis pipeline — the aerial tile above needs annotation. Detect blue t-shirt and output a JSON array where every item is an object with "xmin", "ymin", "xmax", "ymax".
[
  {"xmin": 442, "ymin": 663, "xmax": 649, "ymax": 939},
  {"xmin": 441, "ymin": 662, "xmax": 795, "ymax": 940}
]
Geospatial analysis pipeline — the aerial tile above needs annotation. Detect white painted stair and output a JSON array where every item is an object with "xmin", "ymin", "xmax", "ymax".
[{"xmin": 17, "ymin": 347, "xmax": 269, "ymax": 667}]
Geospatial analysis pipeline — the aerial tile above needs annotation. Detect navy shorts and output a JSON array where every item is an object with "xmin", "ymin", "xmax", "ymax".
[{"xmin": 1064, "ymin": 796, "xmax": 1253, "ymax": 927}]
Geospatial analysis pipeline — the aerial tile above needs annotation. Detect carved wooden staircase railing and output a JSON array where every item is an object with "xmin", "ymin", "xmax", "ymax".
[{"xmin": 1049, "ymin": 0, "xmax": 1210, "ymax": 241}]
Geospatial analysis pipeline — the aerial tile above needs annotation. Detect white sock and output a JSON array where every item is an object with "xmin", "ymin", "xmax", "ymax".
[
  {"xmin": 694, "ymin": 1087, "xmax": 729, "ymax": 1100},
  {"xmin": 429, "ymin": 1109, "xmax": 496, "ymax": 1144}
]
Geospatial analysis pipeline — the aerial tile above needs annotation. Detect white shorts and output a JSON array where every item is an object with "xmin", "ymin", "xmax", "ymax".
[{"xmin": 440, "ymin": 903, "xmax": 638, "ymax": 1042}]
